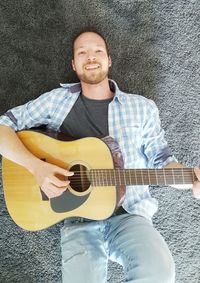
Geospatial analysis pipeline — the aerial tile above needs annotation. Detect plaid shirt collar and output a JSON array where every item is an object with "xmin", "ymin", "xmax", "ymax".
[{"xmin": 60, "ymin": 79, "xmax": 124, "ymax": 104}]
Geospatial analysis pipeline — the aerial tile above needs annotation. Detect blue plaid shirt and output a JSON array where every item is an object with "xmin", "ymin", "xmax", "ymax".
[{"xmin": 0, "ymin": 80, "xmax": 177, "ymax": 220}]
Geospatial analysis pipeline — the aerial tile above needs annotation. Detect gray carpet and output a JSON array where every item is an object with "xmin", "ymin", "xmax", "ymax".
[{"xmin": 0, "ymin": 0, "xmax": 200, "ymax": 282}]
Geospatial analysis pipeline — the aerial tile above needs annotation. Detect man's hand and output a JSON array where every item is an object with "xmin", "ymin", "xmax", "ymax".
[
  {"xmin": 192, "ymin": 167, "xmax": 200, "ymax": 199},
  {"xmin": 32, "ymin": 159, "xmax": 74, "ymax": 199}
]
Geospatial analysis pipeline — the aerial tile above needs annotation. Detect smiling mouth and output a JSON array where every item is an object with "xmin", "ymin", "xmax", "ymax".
[{"xmin": 85, "ymin": 64, "xmax": 100, "ymax": 70}]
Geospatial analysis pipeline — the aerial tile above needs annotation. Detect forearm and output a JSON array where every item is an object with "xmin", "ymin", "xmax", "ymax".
[{"xmin": 0, "ymin": 125, "xmax": 41, "ymax": 174}]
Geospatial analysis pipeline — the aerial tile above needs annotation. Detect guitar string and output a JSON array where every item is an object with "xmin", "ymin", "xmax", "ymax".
[
  {"xmin": 67, "ymin": 172, "xmax": 194, "ymax": 176},
  {"xmin": 66, "ymin": 171, "xmax": 196, "ymax": 185},
  {"xmin": 68, "ymin": 172, "xmax": 195, "ymax": 175},
  {"xmin": 67, "ymin": 170, "xmax": 194, "ymax": 178},
  {"xmin": 67, "ymin": 171, "xmax": 195, "ymax": 184},
  {"xmin": 67, "ymin": 169, "xmax": 194, "ymax": 172},
  {"xmin": 67, "ymin": 173, "xmax": 195, "ymax": 178},
  {"xmin": 67, "ymin": 170, "xmax": 194, "ymax": 177}
]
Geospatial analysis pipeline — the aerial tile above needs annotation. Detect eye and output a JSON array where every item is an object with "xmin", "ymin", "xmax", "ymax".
[
  {"xmin": 78, "ymin": 51, "xmax": 86, "ymax": 55},
  {"xmin": 96, "ymin": 50, "xmax": 103, "ymax": 53}
]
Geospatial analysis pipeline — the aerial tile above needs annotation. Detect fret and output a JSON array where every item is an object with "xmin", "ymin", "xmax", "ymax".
[
  {"xmin": 154, "ymin": 169, "xmax": 158, "ymax": 185},
  {"xmin": 97, "ymin": 170, "xmax": 100, "ymax": 186},
  {"xmin": 191, "ymin": 170, "xmax": 194, "ymax": 183},
  {"xmin": 129, "ymin": 169, "xmax": 132, "ymax": 185},
  {"xmin": 116, "ymin": 169, "xmax": 120, "ymax": 185},
  {"xmin": 135, "ymin": 169, "xmax": 138, "ymax": 185},
  {"xmin": 147, "ymin": 169, "xmax": 151, "ymax": 185},
  {"xmin": 95, "ymin": 171, "xmax": 98, "ymax": 186},
  {"xmin": 181, "ymin": 169, "xmax": 185, "ymax": 184},
  {"xmin": 140, "ymin": 169, "xmax": 144, "ymax": 185},
  {"xmin": 173, "ymin": 169, "xmax": 184, "ymax": 184},
  {"xmin": 192, "ymin": 169, "xmax": 195, "ymax": 183},
  {"xmin": 140, "ymin": 170, "xmax": 146, "ymax": 185},
  {"xmin": 119, "ymin": 170, "xmax": 122, "ymax": 185},
  {"xmin": 102, "ymin": 170, "xmax": 105, "ymax": 186},
  {"xmin": 156, "ymin": 171, "xmax": 164, "ymax": 185},
  {"xmin": 163, "ymin": 168, "xmax": 166, "ymax": 185},
  {"xmin": 119, "ymin": 169, "xmax": 122, "ymax": 185},
  {"xmin": 123, "ymin": 169, "xmax": 126, "ymax": 185},
  {"xmin": 113, "ymin": 168, "xmax": 116, "ymax": 185},
  {"xmin": 114, "ymin": 169, "xmax": 117, "ymax": 185},
  {"xmin": 93, "ymin": 170, "xmax": 97, "ymax": 186},
  {"xmin": 172, "ymin": 168, "xmax": 175, "ymax": 185},
  {"xmin": 89, "ymin": 170, "xmax": 93, "ymax": 186},
  {"xmin": 108, "ymin": 169, "xmax": 112, "ymax": 186},
  {"xmin": 165, "ymin": 169, "xmax": 174, "ymax": 185}
]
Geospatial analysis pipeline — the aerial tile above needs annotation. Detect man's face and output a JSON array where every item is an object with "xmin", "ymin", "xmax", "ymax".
[{"xmin": 72, "ymin": 32, "xmax": 112, "ymax": 84}]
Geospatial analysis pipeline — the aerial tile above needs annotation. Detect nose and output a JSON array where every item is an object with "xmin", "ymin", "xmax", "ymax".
[{"xmin": 87, "ymin": 51, "xmax": 96, "ymax": 62}]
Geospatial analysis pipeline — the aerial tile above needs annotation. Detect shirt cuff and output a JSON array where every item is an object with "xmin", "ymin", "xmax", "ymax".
[
  {"xmin": 158, "ymin": 155, "xmax": 178, "ymax": 169},
  {"xmin": 0, "ymin": 113, "xmax": 18, "ymax": 130}
]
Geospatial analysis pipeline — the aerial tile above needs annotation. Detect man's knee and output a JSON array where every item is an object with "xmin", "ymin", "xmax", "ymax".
[{"xmin": 125, "ymin": 254, "xmax": 175, "ymax": 283}]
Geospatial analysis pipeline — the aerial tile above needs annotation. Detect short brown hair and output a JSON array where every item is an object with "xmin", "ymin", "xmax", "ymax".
[{"xmin": 72, "ymin": 27, "xmax": 109, "ymax": 56}]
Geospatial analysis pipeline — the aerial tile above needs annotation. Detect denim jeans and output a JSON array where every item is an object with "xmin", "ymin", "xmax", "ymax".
[{"xmin": 61, "ymin": 214, "xmax": 175, "ymax": 283}]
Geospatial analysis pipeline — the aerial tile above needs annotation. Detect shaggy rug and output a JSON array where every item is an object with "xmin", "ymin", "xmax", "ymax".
[{"xmin": 0, "ymin": 0, "xmax": 199, "ymax": 282}]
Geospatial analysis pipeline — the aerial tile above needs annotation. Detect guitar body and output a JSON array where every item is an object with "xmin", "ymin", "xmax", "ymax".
[{"xmin": 2, "ymin": 130, "xmax": 123, "ymax": 231}]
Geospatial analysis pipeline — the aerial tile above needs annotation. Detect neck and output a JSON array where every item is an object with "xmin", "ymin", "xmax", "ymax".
[{"xmin": 80, "ymin": 78, "xmax": 114, "ymax": 100}]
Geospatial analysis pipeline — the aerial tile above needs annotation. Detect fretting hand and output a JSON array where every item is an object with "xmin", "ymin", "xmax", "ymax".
[{"xmin": 192, "ymin": 167, "xmax": 200, "ymax": 199}]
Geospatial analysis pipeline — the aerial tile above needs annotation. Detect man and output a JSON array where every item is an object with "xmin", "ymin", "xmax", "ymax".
[{"xmin": 0, "ymin": 29, "xmax": 199, "ymax": 283}]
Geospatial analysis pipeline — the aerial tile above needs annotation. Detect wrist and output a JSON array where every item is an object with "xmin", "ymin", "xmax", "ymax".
[{"xmin": 26, "ymin": 157, "xmax": 43, "ymax": 175}]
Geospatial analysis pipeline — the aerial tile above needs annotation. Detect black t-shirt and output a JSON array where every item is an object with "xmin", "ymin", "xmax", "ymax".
[{"xmin": 60, "ymin": 93, "xmax": 113, "ymax": 139}]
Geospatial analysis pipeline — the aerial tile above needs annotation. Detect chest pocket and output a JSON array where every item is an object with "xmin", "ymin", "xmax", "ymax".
[{"xmin": 118, "ymin": 124, "xmax": 143, "ymax": 166}]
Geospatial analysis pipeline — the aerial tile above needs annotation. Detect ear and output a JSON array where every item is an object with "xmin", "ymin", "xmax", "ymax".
[
  {"xmin": 108, "ymin": 56, "xmax": 112, "ymax": 67},
  {"xmin": 72, "ymin": 59, "xmax": 76, "ymax": 71}
]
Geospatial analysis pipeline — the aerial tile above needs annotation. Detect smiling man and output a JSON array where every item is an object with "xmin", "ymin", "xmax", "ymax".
[
  {"xmin": 0, "ymin": 29, "xmax": 199, "ymax": 283},
  {"xmin": 72, "ymin": 31, "xmax": 113, "ymax": 99},
  {"xmin": 72, "ymin": 32, "xmax": 112, "ymax": 86}
]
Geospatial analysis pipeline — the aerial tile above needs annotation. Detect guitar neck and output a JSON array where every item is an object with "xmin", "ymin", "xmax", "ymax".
[{"xmin": 90, "ymin": 168, "xmax": 196, "ymax": 186}]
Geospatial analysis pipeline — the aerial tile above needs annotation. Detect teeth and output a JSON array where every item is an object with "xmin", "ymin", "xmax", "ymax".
[{"xmin": 85, "ymin": 64, "xmax": 100, "ymax": 70}]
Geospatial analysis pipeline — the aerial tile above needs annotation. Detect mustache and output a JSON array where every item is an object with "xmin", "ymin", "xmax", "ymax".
[{"xmin": 84, "ymin": 61, "xmax": 101, "ymax": 67}]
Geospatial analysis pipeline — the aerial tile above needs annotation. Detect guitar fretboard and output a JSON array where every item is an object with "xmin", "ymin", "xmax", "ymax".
[{"xmin": 89, "ymin": 168, "xmax": 196, "ymax": 186}]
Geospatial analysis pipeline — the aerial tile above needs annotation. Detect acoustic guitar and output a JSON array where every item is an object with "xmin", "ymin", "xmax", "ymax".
[{"xmin": 2, "ymin": 130, "xmax": 196, "ymax": 231}]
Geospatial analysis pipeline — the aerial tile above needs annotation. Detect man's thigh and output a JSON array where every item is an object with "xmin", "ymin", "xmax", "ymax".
[
  {"xmin": 61, "ymin": 219, "xmax": 108, "ymax": 283},
  {"xmin": 108, "ymin": 214, "xmax": 175, "ymax": 283}
]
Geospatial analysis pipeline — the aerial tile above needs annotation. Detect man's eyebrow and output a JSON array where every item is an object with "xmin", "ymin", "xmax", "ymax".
[{"xmin": 77, "ymin": 46, "xmax": 86, "ymax": 49}]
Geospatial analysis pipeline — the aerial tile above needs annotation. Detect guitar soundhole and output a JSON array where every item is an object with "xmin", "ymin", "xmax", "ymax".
[{"xmin": 69, "ymin": 164, "xmax": 90, "ymax": 193}]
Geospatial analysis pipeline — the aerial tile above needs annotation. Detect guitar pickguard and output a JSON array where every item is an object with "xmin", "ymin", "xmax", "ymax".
[{"xmin": 50, "ymin": 190, "xmax": 90, "ymax": 213}]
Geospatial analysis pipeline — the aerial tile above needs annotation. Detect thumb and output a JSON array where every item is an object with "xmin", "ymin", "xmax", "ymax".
[{"xmin": 55, "ymin": 165, "xmax": 74, "ymax": 176}]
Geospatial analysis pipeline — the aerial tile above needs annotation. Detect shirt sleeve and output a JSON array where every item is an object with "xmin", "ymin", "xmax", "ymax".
[
  {"xmin": 0, "ymin": 91, "xmax": 55, "ymax": 131},
  {"xmin": 142, "ymin": 100, "xmax": 178, "ymax": 168}
]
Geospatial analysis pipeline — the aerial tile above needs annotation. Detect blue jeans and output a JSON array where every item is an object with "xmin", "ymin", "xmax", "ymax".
[{"xmin": 61, "ymin": 214, "xmax": 175, "ymax": 283}]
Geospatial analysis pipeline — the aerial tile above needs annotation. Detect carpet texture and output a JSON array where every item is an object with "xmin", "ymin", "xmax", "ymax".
[{"xmin": 0, "ymin": 0, "xmax": 200, "ymax": 282}]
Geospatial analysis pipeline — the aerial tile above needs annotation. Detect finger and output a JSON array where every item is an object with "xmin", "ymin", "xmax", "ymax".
[
  {"xmin": 193, "ymin": 182, "xmax": 200, "ymax": 199},
  {"xmin": 193, "ymin": 192, "xmax": 200, "ymax": 199},
  {"xmin": 50, "ymin": 176, "xmax": 70, "ymax": 187},
  {"xmin": 194, "ymin": 167, "xmax": 200, "ymax": 180},
  {"xmin": 42, "ymin": 184, "xmax": 66, "ymax": 198},
  {"xmin": 55, "ymin": 166, "xmax": 74, "ymax": 177},
  {"xmin": 41, "ymin": 187, "xmax": 55, "ymax": 199}
]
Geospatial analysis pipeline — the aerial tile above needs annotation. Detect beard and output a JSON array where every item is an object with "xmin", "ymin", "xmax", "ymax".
[{"xmin": 76, "ymin": 64, "xmax": 109, "ymax": 85}]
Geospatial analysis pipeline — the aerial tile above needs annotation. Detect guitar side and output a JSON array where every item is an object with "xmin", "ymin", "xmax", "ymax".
[{"xmin": 2, "ymin": 131, "xmax": 117, "ymax": 231}]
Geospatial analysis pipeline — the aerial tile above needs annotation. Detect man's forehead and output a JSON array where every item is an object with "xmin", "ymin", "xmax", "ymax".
[{"xmin": 74, "ymin": 32, "xmax": 106, "ymax": 48}]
